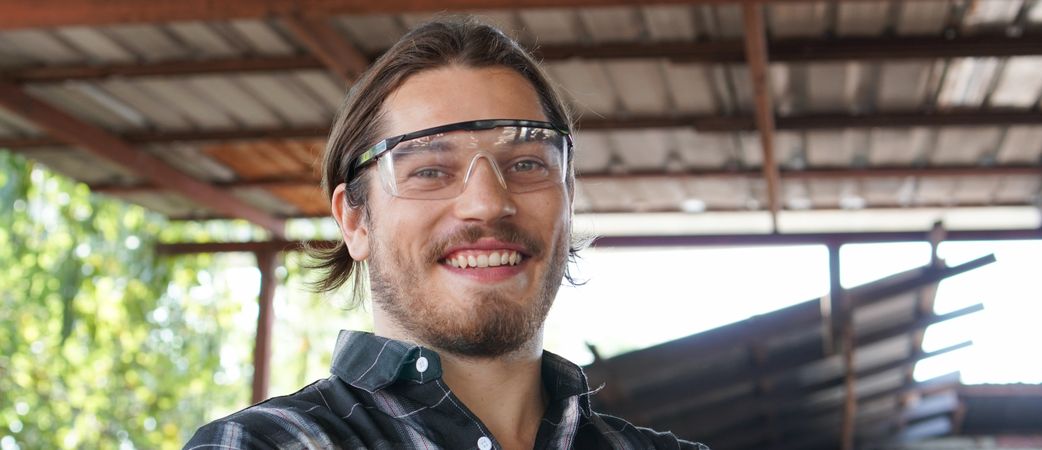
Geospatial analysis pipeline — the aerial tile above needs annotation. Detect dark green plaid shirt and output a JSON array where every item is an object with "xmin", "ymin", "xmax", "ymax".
[{"xmin": 186, "ymin": 331, "xmax": 706, "ymax": 449}]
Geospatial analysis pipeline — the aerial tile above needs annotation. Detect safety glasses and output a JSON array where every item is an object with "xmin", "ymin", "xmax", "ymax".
[{"xmin": 348, "ymin": 119, "xmax": 572, "ymax": 200}]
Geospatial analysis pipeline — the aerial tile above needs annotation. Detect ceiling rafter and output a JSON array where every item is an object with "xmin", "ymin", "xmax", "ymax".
[
  {"xmin": 280, "ymin": 13, "xmax": 370, "ymax": 84},
  {"xmin": 153, "ymin": 229, "xmax": 1042, "ymax": 255},
  {"xmin": 83, "ymin": 164, "xmax": 1042, "ymax": 195},
  {"xmin": 5, "ymin": 110, "xmax": 1038, "ymax": 149},
  {"xmin": 8, "ymin": 34, "xmax": 1040, "ymax": 84},
  {"xmin": 0, "ymin": 80, "xmax": 286, "ymax": 236},
  {"xmin": 741, "ymin": 2, "xmax": 781, "ymax": 232},
  {"xmin": 0, "ymin": 0, "xmax": 950, "ymax": 30}
]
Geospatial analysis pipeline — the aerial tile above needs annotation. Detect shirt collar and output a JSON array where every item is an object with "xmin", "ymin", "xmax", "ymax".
[
  {"xmin": 330, "ymin": 330, "xmax": 594, "ymax": 413},
  {"xmin": 330, "ymin": 330, "xmax": 441, "ymax": 392}
]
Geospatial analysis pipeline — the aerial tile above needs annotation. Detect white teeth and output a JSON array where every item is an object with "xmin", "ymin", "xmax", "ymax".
[{"xmin": 446, "ymin": 250, "xmax": 522, "ymax": 268}]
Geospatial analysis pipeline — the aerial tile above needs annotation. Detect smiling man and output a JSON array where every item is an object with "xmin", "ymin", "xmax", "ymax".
[{"xmin": 187, "ymin": 17, "xmax": 706, "ymax": 450}]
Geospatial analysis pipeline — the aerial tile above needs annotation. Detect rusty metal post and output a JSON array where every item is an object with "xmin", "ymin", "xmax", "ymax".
[{"xmin": 251, "ymin": 250, "xmax": 278, "ymax": 404}]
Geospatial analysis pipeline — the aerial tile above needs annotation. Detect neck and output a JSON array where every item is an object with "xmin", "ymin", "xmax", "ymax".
[
  {"xmin": 374, "ymin": 317, "xmax": 547, "ymax": 450},
  {"xmin": 441, "ymin": 342, "xmax": 547, "ymax": 450}
]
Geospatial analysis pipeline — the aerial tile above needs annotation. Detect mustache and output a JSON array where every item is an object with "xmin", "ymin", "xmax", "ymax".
[{"xmin": 427, "ymin": 223, "xmax": 543, "ymax": 262}]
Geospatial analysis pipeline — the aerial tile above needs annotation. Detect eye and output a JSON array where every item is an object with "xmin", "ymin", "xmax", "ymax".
[
  {"xmin": 511, "ymin": 159, "xmax": 546, "ymax": 173},
  {"xmin": 412, "ymin": 168, "xmax": 449, "ymax": 179}
]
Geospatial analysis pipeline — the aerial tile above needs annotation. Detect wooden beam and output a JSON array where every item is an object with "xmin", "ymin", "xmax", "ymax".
[
  {"xmin": 251, "ymin": 250, "xmax": 278, "ymax": 404},
  {"xmin": 0, "ymin": 0, "xmax": 947, "ymax": 30},
  {"xmin": 4, "ymin": 110, "xmax": 1042, "ymax": 149},
  {"xmin": 8, "ymin": 34, "xmax": 1041, "ymax": 83},
  {"xmin": 281, "ymin": 14, "xmax": 369, "ymax": 83},
  {"xmin": 0, "ymin": 80, "xmax": 285, "ymax": 236},
  {"xmin": 742, "ymin": 2, "xmax": 782, "ymax": 232}
]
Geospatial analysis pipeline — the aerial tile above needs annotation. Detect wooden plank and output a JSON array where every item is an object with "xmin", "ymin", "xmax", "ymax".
[
  {"xmin": 0, "ymin": 80, "xmax": 285, "ymax": 236},
  {"xmin": 0, "ymin": 0, "xmax": 945, "ymax": 30},
  {"xmin": 742, "ymin": 3, "xmax": 782, "ymax": 232},
  {"xmin": 281, "ymin": 14, "xmax": 369, "ymax": 83}
]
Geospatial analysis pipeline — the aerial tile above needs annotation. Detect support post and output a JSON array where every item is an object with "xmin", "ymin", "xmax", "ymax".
[
  {"xmin": 741, "ymin": 2, "xmax": 783, "ymax": 232},
  {"xmin": 251, "ymin": 250, "xmax": 278, "ymax": 404}
]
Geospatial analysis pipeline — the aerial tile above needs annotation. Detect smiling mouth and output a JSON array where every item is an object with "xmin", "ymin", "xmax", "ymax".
[{"xmin": 441, "ymin": 250, "xmax": 525, "ymax": 269}]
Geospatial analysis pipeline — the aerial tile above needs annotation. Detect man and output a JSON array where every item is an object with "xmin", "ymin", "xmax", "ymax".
[{"xmin": 187, "ymin": 17, "xmax": 707, "ymax": 450}]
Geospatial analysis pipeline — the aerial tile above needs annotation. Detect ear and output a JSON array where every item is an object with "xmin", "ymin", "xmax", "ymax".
[{"xmin": 331, "ymin": 183, "xmax": 370, "ymax": 260}]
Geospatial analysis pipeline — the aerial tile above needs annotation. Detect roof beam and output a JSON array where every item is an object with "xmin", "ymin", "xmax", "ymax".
[
  {"xmin": 0, "ymin": 0, "xmax": 947, "ymax": 30},
  {"xmin": 741, "ymin": 3, "xmax": 781, "ymax": 232},
  {"xmin": 280, "ymin": 14, "xmax": 369, "ymax": 83},
  {"xmin": 0, "ymin": 80, "xmax": 285, "ymax": 236},
  {"xmin": 83, "ymin": 164, "xmax": 1042, "ymax": 195},
  {"xmin": 3, "ymin": 110, "xmax": 1040, "ymax": 149},
  {"xmin": 8, "ymin": 34, "xmax": 1042, "ymax": 84},
  {"xmin": 154, "ymin": 228, "xmax": 1042, "ymax": 255}
]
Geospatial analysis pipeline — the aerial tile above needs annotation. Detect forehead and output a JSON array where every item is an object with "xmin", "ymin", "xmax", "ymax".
[{"xmin": 381, "ymin": 65, "xmax": 548, "ymax": 137}]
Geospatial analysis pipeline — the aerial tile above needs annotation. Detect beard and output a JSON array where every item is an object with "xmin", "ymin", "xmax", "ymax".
[{"xmin": 367, "ymin": 221, "xmax": 568, "ymax": 358}]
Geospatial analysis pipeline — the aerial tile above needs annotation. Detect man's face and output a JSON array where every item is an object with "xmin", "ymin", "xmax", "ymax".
[{"xmin": 357, "ymin": 66, "xmax": 571, "ymax": 358}]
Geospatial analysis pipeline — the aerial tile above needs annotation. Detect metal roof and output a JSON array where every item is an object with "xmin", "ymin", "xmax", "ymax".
[
  {"xmin": 581, "ymin": 253, "xmax": 1018, "ymax": 449},
  {"xmin": 0, "ymin": 1, "xmax": 1040, "ymax": 237}
]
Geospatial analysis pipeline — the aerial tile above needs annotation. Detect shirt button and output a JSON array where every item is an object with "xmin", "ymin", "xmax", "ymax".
[
  {"xmin": 415, "ymin": 356, "xmax": 429, "ymax": 373},
  {"xmin": 477, "ymin": 436, "xmax": 492, "ymax": 450}
]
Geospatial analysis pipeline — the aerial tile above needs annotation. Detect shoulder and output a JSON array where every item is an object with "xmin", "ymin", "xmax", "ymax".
[
  {"xmin": 184, "ymin": 379, "xmax": 348, "ymax": 450},
  {"xmin": 577, "ymin": 412, "xmax": 710, "ymax": 450}
]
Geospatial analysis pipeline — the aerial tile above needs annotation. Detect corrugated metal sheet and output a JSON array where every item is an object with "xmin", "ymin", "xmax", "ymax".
[{"xmin": 0, "ymin": 0, "xmax": 1038, "ymax": 220}]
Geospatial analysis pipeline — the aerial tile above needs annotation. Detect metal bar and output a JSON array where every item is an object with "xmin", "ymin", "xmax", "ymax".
[
  {"xmin": 82, "ymin": 164, "xmax": 1042, "ymax": 195},
  {"xmin": 0, "ymin": 80, "xmax": 286, "ymax": 237},
  {"xmin": 8, "ymin": 34, "xmax": 1041, "ymax": 83},
  {"xmin": 741, "ymin": 2, "xmax": 782, "ymax": 232},
  {"xmin": 154, "ymin": 229, "xmax": 1042, "ymax": 255},
  {"xmin": 840, "ymin": 326, "xmax": 856, "ymax": 450},
  {"xmin": 0, "ymin": 0, "xmax": 953, "ymax": 30},
  {"xmin": 6, "ymin": 55, "xmax": 324, "ymax": 82},
  {"xmin": 251, "ymin": 250, "xmax": 278, "ymax": 404},
  {"xmin": 826, "ymin": 243, "xmax": 842, "ymax": 355},
  {"xmin": 591, "ymin": 230, "xmax": 1041, "ymax": 248},
  {"xmin": 4, "ymin": 110, "xmax": 1042, "ymax": 149}
]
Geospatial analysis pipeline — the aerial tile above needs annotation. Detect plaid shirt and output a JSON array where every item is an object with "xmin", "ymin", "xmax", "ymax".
[{"xmin": 186, "ymin": 331, "xmax": 707, "ymax": 450}]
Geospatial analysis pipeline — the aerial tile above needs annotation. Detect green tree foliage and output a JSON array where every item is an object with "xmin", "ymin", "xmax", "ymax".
[{"xmin": 0, "ymin": 151, "xmax": 251, "ymax": 449}]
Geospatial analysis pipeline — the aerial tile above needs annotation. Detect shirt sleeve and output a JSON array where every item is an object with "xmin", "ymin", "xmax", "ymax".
[{"xmin": 183, "ymin": 420, "xmax": 278, "ymax": 450}]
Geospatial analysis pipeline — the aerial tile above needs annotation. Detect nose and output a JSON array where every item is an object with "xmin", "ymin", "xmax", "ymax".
[{"xmin": 454, "ymin": 154, "xmax": 516, "ymax": 222}]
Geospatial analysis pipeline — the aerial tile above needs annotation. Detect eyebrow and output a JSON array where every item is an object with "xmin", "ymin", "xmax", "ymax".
[{"xmin": 396, "ymin": 138, "xmax": 458, "ymax": 153}]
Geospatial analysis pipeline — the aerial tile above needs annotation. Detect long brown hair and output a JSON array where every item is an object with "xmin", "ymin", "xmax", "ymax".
[{"xmin": 305, "ymin": 16, "xmax": 583, "ymax": 303}]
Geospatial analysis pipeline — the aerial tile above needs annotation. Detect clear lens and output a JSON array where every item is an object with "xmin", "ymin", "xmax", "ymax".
[{"xmin": 377, "ymin": 126, "xmax": 567, "ymax": 200}]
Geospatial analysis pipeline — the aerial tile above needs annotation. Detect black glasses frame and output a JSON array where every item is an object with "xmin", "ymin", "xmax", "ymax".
[{"xmin": 346, "ymin": 119, "xmax": 572, "ymax": 182}]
